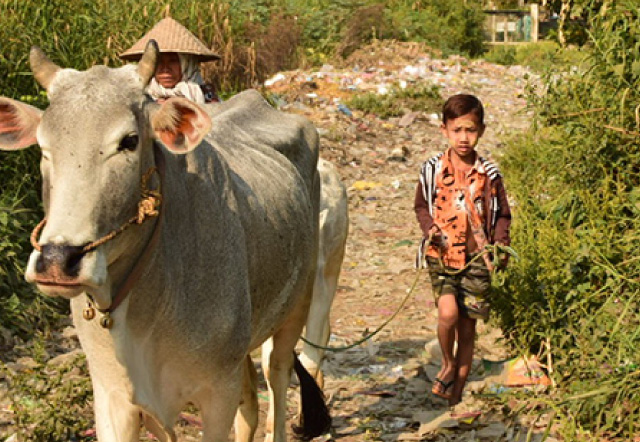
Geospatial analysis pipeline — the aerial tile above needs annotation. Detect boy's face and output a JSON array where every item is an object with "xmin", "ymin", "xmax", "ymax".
[
  {"xmin": 155, "ymin": 52, "xmax": 182, "ymax": 88},
  {"xmin": 440, "ymin": 113, "xmax": 485, "ymax": 160}
]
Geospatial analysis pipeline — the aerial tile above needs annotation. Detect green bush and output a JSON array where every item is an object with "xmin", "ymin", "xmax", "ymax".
[
  {"xmin": 494, "ymin": 2, "xmax": 640, "ymax": 439},
  {"xmin": 385, "ymin": 0, "xmax": 486, "ymax": 57},
  {"xmin": 482, "ymin": 41, "xmax": 587, "ymax": 73},
  {"xmin": 483, "ymin": 45, "xmax": 517, "ymax": 66},
  {"xmin": 294, "ymin": 0, "xmax": 487, "ymax": 63}
]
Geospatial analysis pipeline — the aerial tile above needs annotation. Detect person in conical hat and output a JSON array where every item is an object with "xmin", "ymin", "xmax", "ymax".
[{"xmin": 120, "ymin": 17, "xmax": 221, "ymax": 104}]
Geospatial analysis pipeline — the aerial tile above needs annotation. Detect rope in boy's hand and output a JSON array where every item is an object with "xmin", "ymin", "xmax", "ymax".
[
  {"xmin": 491, "ymin": 243, "xmax": 518, "ymax": 271},
  {"xmin": 434, "ymin": 242, "xmax": 518, "ymax": 276},
  {"xmin": 427, "ymin": 225, "xmax": 445, "ymax": 248},
  {"xmin": 299, "ymin": 263, "xmax": 423, "ymax": 352}
]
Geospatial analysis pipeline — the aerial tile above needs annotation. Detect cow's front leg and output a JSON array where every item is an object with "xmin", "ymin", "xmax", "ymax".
[
  {"xmin": 93, "ymin": 385, "xmax": 141, "ymax": 442},
  {"xmin": 198, "ymin": 369, "xmax": 244, "ymax": 442}
]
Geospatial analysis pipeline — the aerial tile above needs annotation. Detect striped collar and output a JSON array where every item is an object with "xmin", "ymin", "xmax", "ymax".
[{"xmin": 442, "ymin": 148, "xmax": 487, "ymax": 177}]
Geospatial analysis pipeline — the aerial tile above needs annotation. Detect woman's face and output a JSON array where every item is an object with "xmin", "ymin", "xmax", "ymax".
[{"xmin": 155, "ymin": 52, "xmax": 182, "ymax": 88}]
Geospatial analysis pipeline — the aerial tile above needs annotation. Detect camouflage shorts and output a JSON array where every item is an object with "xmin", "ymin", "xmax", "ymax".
[{"xmin": 426, "ymin": 255, "xmax": 491, "ymax": 321}]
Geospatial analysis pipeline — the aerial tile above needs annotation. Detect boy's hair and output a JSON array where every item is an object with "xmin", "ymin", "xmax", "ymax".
[{"xmin": 442, "ymin": 94, "xmax": 484, "ymax": 125}]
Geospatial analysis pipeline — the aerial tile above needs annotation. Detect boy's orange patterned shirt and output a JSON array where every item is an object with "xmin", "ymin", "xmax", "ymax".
[{"xmin": 426, "ymin": 149, "xmax": 488, "ymax": 269}]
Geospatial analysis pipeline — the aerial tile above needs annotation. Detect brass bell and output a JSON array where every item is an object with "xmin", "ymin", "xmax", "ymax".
[
  {"xmin": 100, "ymin": 314, "xmax": 114, "ymax": 329},
  {"xmin": 83, "ymin": 306, "xmax": 96, "ymax": 321}
]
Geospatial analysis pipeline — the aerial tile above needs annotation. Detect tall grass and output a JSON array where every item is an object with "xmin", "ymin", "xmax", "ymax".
[{"xmin": 494, "ymin": 1, "xmax": 640, "ymax": 439}]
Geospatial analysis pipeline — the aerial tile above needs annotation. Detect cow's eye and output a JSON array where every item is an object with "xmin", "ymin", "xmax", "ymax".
[{"xmin": 118, "ymin": 134, "xmax": 139, "ymax": 152}]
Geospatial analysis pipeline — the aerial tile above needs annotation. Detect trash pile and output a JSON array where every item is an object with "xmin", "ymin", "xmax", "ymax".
[{"xmin": 264, "ymin": 40, "xmax": 532, "ymax": 161}]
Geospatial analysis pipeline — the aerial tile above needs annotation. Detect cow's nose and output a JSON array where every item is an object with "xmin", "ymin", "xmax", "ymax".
[{"xmin": 36, "ymin": 244, "xmax": 86, "ymax": 277}]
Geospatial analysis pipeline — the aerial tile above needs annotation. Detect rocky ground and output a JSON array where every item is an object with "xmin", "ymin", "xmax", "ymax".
[{"xmin": 0, "ymin": 41, "xmax": 554, "ymax": 441}]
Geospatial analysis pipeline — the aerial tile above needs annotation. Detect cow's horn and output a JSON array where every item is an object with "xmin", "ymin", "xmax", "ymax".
[
  {"xmin": 137, "ymin": 40, "xmax": 159, "ymax": 87},
  {"xmin": 30, "ymin": 46, "xmax": 61, "ymax": 91}
]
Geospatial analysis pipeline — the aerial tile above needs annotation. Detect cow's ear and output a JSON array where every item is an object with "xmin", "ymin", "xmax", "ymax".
[
  {"xmin": 151, "ymin": 98, "xmax": 211, "ymax": 154},
  {"xmin": 0, "ymin": 97, "xmax": 43, "ymax": 150}
]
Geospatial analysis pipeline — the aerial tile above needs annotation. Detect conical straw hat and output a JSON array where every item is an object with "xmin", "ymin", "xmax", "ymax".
[{"xmin": 119, "ymin": 17, "xmax": 220, "ymax": 62}]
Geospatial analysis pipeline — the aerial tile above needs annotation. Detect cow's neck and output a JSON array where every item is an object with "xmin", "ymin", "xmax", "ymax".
[{"xmin": 88, "ymin": 144, "xmax": 166, "ymax": 325}]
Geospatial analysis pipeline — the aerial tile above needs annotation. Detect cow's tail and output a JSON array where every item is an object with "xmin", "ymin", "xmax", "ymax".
[{"xmin": 292, "ymin": 352, "xmax": 332, "ymax": 440}]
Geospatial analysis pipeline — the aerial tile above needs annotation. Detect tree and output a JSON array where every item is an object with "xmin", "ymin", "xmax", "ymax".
[{"xmin": 545, "ymin": 0, "xmax": 608, "ymax": 46}]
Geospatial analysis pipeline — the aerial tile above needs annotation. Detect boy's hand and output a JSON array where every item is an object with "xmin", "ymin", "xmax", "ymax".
[
  {"xmin": 495, "ymin": 242, "xmax": 509, "ymax": 271},
  {"xmin": 428, "ymin": 225, "xmax": 445, "ymax": 248}
]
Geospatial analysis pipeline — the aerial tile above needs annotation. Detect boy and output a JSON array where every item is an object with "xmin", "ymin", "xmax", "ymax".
[{"xmin": 414, "ymin": 94, "xmax": 511, "ymax": 406}]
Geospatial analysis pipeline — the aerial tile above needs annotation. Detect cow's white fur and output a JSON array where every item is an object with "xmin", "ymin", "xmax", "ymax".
[
  {"xmin": 299, "ymin": 158, "xmax": 349, "ymax": 388},
  {"xmin": 0, "ymin": 45, "xmax": 325, "ymax": 442}
]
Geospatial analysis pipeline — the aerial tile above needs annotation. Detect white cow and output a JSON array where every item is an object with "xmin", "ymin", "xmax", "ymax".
[
  {"xmin": 0, "ymin": 41, "xmax": 330, "ymax": 442},
  {"xmin": 299, "ymin": 159, "xmax": 349, "ymax": 389}
]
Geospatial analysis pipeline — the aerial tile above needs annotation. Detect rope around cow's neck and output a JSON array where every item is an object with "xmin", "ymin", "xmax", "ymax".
[
  {"xmin": 30, "ymin": 167, "xmax": 162, "ymax": 254},
  {"xmin": 300, "ymin": 237, "xmax": 516, "ymax": 352}
]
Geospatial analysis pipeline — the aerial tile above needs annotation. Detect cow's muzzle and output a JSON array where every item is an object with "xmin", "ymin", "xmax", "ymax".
[
  {"xmin": 35, "ymin": 243, "xmax": 87, "ymax": 282},
  {"xmin": 25, "ymin": 243, "xmax": 109, "ymax": 300}
]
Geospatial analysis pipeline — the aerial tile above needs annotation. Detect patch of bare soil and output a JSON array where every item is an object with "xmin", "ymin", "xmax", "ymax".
[{"xmin": 0, "ymin": 41, "xmax": 551, "ymax": 441}]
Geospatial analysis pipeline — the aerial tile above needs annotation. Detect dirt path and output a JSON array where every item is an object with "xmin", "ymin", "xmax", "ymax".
[{"xmin": 0, "ymin": 42, "xmax": 548, "ymax": 442}]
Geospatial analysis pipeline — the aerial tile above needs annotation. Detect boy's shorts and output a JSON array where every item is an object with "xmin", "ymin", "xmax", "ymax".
[{"xmin": 426, "ymin": 255, "xmax": 491, "ymax": 321}]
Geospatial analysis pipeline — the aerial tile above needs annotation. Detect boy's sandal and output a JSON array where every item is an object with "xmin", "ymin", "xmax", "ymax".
[{"xmin": 431, "ymin": 377, "xmax": 454, "ymax": 400}]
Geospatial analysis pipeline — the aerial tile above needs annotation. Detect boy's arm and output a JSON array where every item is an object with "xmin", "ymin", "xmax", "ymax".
[
  {"xmin": 493, "ymin": 178, "xmax": 512, "ymax": 246},
  {"xmin": 493, "ymin": 178, "xmax": 512, "ymax": 269},
  {"xmin": 414, "ymin": 183, "xmax": 435, "ymax": 236}
]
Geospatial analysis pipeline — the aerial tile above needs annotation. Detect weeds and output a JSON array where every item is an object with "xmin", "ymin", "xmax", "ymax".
[
  {"xmin": 0, "ymin": 0, "xmax": 488, "ymax": 97},
  {"xmin": 3, "ymin": 350, "xmax": 93, "ymax": 441},
  {"xmin": 346, "ymin": 83, "xmax": 441, "ymax": 119}
]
